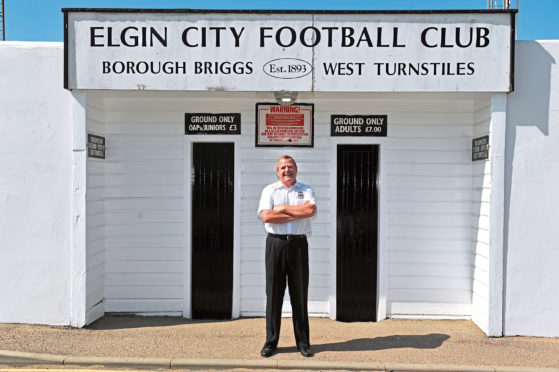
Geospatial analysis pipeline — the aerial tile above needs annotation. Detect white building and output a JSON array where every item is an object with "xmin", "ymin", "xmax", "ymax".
[{"xmin": 0, "ymin": 9, "xmax": 557, "ymax": 337}]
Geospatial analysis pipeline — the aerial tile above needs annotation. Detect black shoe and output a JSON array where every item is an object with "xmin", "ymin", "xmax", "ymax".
[
  {"xmin": 260, "ymin": 345, "xmax": 276, "ymax": 358},
  {"xmin": 299, "ymin": 346, "xmax": 314, "ymax": 357}
]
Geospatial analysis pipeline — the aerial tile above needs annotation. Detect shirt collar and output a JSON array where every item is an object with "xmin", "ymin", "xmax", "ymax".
[{"xmin": 276, "ymin": 180, "xmax": 302, "ymax": 190}]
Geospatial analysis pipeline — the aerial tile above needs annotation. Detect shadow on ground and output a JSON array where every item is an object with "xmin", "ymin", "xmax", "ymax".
[
  {"xmin": 86, "ymin": 315, "xmax": 227, "ymax": 330},
  {"xmin": 277, "ymin": 334, "xmax": 450, "ymax": 355}
]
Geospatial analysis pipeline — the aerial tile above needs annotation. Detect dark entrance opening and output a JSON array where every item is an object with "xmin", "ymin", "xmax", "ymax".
[
  {"xmin": 336, "ymin": 144, "xmax": 379, "ymax": 321},
  {"xmin": 191, "ymin": 142, "xmax": 234, "ymax": 319}
]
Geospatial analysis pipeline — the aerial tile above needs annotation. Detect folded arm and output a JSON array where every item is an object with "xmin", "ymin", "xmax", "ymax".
[
  {"xmin": 273, "ymin": 200, "xmax": 317, "ymax": 219},
  {"xmin": 259, "ymin": 202, "xmax": 316, "ymax": 223},
  {"xmin": 259, "ymin": 209, "xmax": 298, "ymax": 224}
]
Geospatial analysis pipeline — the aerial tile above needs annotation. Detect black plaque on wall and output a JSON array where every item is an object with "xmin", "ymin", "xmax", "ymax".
[
  {"xmin": 88, "ymin": 134, "xmax": 105, "ymax": 159},
  {"xmin": 331, "ymin": 115, "xmax": 387, "ymax": 137},
  {"xmin": 185, "ymin": 113, "xmax": 241, "ymax": 135},
  {"xmin": 472, "ymin": 135, "xmax": 490, "ymax": 161}
]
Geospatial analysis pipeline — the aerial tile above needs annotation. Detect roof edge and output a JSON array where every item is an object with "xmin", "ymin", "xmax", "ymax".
[{"xmin": 61, "ymin": 8, "xmax": 518, "ymax": 15}]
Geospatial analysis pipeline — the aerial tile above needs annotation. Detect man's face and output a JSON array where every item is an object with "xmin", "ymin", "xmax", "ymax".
[{"xmin": 276, "ymin": 158, "xmax": 297, "ymax": 187}]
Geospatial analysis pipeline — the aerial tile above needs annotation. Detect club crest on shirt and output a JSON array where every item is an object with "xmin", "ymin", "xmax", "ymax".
[{"xmin": 298, "ymin": 192, "xmax": 304, "ymax": 199}]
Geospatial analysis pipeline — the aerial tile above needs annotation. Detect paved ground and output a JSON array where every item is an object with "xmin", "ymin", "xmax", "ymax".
[{"xmin": 0, "ymin": 316, "xmax": 558, "ymax": 371}]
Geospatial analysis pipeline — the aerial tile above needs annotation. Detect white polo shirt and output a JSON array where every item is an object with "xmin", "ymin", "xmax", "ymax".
[{"xmin": 257, "ymin": 180, "xmax": 317, "ymax": 235}]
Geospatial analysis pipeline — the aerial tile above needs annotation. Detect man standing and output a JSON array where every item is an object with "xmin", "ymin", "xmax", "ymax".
[{"xmin": 257, "ymin": 155, "xmax": 317, "ymax": 358}]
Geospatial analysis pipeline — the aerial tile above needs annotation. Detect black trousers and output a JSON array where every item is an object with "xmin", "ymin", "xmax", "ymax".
[{"xmin": 264, "ymin": 234, "xmax": 310, "ymax": 349}]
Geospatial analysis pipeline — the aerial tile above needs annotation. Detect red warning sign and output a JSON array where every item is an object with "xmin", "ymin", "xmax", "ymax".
[{"xmin": 256, "ymin": 104, "xmax": 314, "ymax": 147}]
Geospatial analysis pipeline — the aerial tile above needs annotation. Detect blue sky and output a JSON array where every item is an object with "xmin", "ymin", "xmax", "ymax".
[{"xmin": 3, "ymin": 0, "xmax": 559, "ymax": 41}]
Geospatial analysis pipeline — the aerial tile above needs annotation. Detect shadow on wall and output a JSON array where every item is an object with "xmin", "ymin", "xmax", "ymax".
[
  {"xmin": 503, "ymin": 41, "xmax": 556, "ymax": 330},
  {"xmin": 509, "ymin": 41, "xmax": 555, "ymax": 136}
]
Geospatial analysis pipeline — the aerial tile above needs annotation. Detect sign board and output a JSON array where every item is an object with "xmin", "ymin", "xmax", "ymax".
[
  {"xmin": 331, "ymin": 115, "xmax": 387, "ymax": 137},
  {"xmin": 88, "ymin": 134, "xmax": 105, "ymax": 159},
  {"xmin": 256, "ymin": 103, "xmax": 314, "ymax": 147},
  {"xmin": 472, "ymin": 135, "xmax": 490, "ymax": 161},
  {"xmin": 64, "ymin": 10, "xmax": 515, "ymax": 92},
  {"xmin": 185, "ymin": 113, "xmax": 241, "ymax": 135}
]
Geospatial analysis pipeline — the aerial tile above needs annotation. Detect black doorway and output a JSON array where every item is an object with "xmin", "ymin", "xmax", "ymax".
[
  {"xmin": 336, "ymin": 144, "xmax": 379, "ymax": 321},
  {"xmin": 191, "ymin": 143, "xmax": 234, "ymax": 319}
]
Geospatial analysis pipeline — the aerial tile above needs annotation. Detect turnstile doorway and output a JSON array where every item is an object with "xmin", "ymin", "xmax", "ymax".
[
  {"xmin": 191, "ymin": 142, "xmax": 234, "ymax": 319},
  {"xmin": 336, "ymin": 144, "xmax": 379, "ymax": 321}
]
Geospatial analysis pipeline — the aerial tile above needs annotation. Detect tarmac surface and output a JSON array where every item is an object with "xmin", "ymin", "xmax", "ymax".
[{"xmin": 0, "ymin": 316, "xmax": 558, "ymax": 371}]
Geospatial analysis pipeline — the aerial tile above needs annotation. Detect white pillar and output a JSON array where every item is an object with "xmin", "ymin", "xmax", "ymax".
[
  {"xmin": 487, "ymin": 93, "xmax": 507, "ymax": 336},
  {"xmin": 71, "ymin": 91, "xmax": 87, "ymax": 328}
]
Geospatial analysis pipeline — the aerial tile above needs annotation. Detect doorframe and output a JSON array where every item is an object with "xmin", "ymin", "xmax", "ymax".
[
  {"xmin": 183, "ymin": 136, "xmax": 241, "ymax": 319},
  {"xmin": 329, "ymin": 137, "xmax": 388, "ymax": 321}
]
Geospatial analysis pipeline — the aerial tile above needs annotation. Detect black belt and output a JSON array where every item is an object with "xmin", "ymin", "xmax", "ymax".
[{"xmin": 268, "ymin": 233, "xmax": 307, "ymax": 241}]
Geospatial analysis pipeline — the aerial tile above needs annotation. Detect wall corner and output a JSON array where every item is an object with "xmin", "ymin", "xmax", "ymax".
[{"xmin": 71, "ymin": 91, "xmax": 87, "ymax": 328}]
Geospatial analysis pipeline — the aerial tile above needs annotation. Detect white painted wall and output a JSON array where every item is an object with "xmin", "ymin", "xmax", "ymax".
[
  {"xmin": 70, "ymin": 91, "xmax": 88, "ymax": 328},
  {"xmin": 2, "ymin": 40, "xmax": 558, "ymax": 338},
  {"xmin": 383, "ymin": 94, "xmax": 476, "ymax": 319},
  {"xmin": 471, "ymin": 96, "xmax": 492, "ymax": 333},
  {"xmin": 102, "ymin": 93, "xmax": 186, "ymax": 315},
  {"xmin": 504, "ymin": 41, "xmax": 559, "ymax": 337},
  {"xmin": 86, "ymin": 94, "xmax": 106, "ymax": 324},
  {"xmin": 94, "ymin": 91, "xmax": 482, "ymax": 320},
  {"xmin": 0, "ymin": 42, "xmax": 73, "ymax": 325}
]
